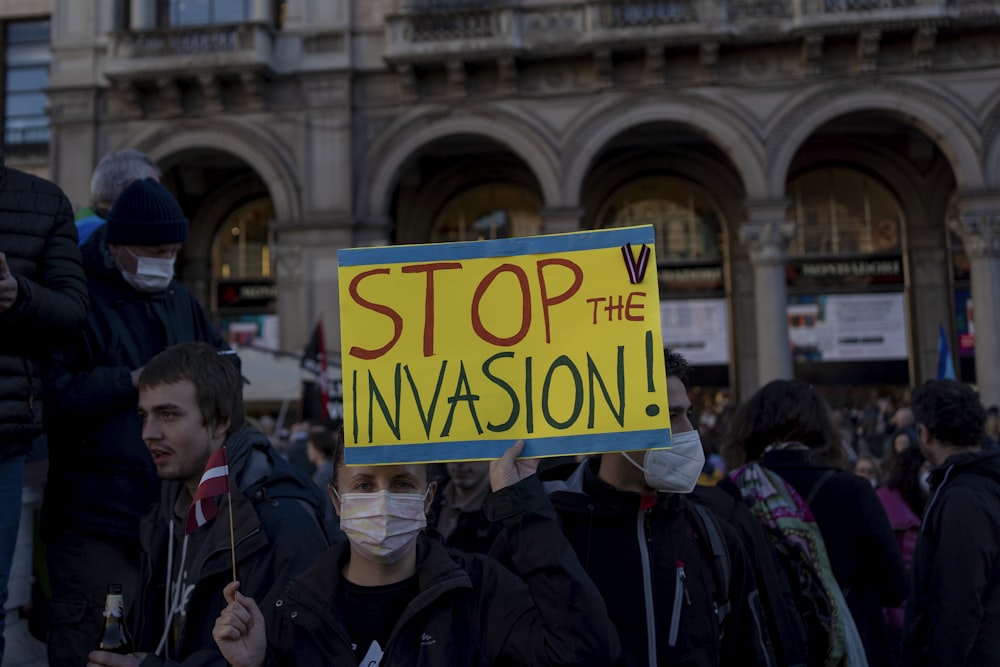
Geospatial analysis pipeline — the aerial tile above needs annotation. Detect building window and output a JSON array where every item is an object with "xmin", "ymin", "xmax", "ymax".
[
  {"xmin": 213, "ymin": 199, "xmax": 274, "ymax": 280},
  {"xmin": 4, "ymin": 20, "xmax": 50, "ymax": 153},
  {"xmin": 787, "ymin": 168, "xmax": 903, "ymax": 256},
  {"xmin": 430, "ymin": 183, "xmax": 542, "ymax": 242},
  {"xmin": 596, "ymin": 176, "xmax": 722, "ymax": 263},
  {"xmin": 160, "ymin": 0, "xmax": 252, "ymax": 26}
]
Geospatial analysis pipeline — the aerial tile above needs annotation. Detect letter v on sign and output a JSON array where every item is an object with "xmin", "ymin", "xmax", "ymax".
[{"xmin": 621, "ymin": 243, "xmax": 651, "ymax": 284}]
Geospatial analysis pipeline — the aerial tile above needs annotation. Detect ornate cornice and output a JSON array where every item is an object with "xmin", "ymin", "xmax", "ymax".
[
  {"xmin": 740, "ymin": 220, "xmax": 796, "ymax": 264},
  {"xmin": 953, "ymin": 212, "xmax": 1000, "ymax": 258}
]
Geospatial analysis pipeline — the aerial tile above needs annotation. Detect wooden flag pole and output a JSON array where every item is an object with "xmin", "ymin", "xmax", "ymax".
[{"xmin": 227, "ymin": 487, "xmax": 236, "ymax": 582}]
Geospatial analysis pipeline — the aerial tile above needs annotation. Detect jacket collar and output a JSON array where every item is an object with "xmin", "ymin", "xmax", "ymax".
[
  {"xmin": 547, "ymin": 457, "xmax": 686, "ymax": 514},
  {"xmin": 281, "ymin": 535, "xmax": 473, "ymax": 635}
]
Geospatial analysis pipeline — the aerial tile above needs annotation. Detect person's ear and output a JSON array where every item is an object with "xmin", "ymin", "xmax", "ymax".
[
  {"xmin": 424, "ymin": 480, "xmax": 438, "ymax": 514},
  {"xmin": 212, "ymin": 416, "xmax": 231, "ymax": 441}
]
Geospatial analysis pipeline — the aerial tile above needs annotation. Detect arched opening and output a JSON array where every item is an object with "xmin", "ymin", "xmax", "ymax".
[
  {"xmin": 389, "ymin": 134, "xmax": 544, "ymax": 245},
  {"xmin": 582, "ymin": 121, "xmax": 743, "ymax": 445},
  {"xmin": 429, "ymin": 183, "xmax": 542, "ymax": 242},
  {"xmin": 157, "ymin": 149, "xmax": 278, "ymax": 352},
  {"xmin": 784, "ymin": 111, "xmax": 957, "ymax": 437}
]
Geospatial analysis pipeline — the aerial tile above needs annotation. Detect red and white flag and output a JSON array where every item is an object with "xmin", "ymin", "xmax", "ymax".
[{"xmin": 186, "ymin": 447, "xmax": 230, "ymax": 535}]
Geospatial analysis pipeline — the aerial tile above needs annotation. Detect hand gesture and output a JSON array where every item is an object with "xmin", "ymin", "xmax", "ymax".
[
  {"xmin": 213, "ymin": 581, "xmax": 266, "ymax": 667},
  {"xmin": 86, "ymin": 651, "xmax": 146, "ymax": 667},
  {"xmin": 490, "ymin": 440, "xmax": 538, "ymax": 492},
  {"xmin": 0, "ymin": 252, "xmax": 18, "ymax": 313}
]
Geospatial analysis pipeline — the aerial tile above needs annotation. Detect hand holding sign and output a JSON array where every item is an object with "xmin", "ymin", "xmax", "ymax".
[{"xmin": 490, "ymin": 440, "xmax": 539, "ymax": 491}]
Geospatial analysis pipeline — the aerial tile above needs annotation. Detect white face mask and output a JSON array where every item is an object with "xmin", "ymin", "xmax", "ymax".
[
  {"xmin": 622, "ymin": 429, "xmax": 706, "ymax": 493},
  {"xmin": 120, "ymin": 248, "xmax": 175, "ymax": 293},
  {"xmin": 334, "ymin": 489, "xmax": 428, "ymax": 564}
]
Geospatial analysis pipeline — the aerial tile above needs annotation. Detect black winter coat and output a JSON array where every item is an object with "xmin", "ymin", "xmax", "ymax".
[
  {"xmin": 0, "ymin": 159, "xmax": 87, "ymax": 457},
  {"xmin": 264, "ymin": 475, "xmax": 621, "ymax": 666},
  {"xmin": 902, "ymin": 446, "xmax": 1000, "ymax": 667},
  {"xmin": 133, "ymin": 427, "xmax": 339, "ymax": 667},
  {"xmin": 42, "ymin": 225, "xmax": 232, "ymax": 541},
  {"xmin": 545, "ymin": 459, "xmax": 769, "ymax": 667}
]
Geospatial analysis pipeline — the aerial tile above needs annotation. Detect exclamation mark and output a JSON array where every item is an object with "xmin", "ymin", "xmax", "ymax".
[{"xmin": 645, "ymin": 330, "xmax": 660, "ymax": 417}]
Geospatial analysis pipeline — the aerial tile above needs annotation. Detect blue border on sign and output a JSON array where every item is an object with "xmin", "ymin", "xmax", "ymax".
[
  {"xmin": 344, "ymin": 427, "xmax": 672, "ymax": 465},
  {"xmin": 338, "ymin": 226, "xmax": 656, "ymax": 267}
]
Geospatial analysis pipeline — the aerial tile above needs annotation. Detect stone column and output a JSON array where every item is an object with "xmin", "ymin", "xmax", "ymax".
[
  {"xmin": 541, "ymin": 207, "xmax": 583, "ymax": 235},
  {"xmin": 740, "ymin": 203, "xmax": 795, "ymax": 387},
  {"xmin": 953, "ymin": 208, "xmax": 1000, "ymax": 407},
  {"xmin": 130, "ymin": 0, "xmax": 156, "ymax": 29}
]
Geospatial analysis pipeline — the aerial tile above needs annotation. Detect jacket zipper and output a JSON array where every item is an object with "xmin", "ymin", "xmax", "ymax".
[
  {"xmin": 669, "ymin": 560, "xmax": 687, "ymax": 646},
  {"xmin": 637, "ymin": 510, "xmax": 656, "ymax": 665},
  {"xmin": 21, "ymin": 356, "xmax": 34, "ymax": 411}
]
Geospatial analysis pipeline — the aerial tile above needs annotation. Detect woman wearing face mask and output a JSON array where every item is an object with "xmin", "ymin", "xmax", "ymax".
[
  {"xmin": 874, "ymin": 443, "xmax": 928, "ymax": 664},
  {"xmin": 723, "ymin": 379, "xmax": 906, "ymax": 667},
  {"xmin": 212, "ymin": 439, "xmax": 620, "ymax": 666}
]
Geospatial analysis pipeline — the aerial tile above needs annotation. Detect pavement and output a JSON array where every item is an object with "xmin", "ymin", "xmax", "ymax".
[{"xmin": 2, "ymin": 611, "xmax": 46, "ymax": 667}]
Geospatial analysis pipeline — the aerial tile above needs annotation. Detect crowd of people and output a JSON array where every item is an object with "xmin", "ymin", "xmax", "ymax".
[{"xmin": 1, "ymin": 150, "xmax": 999, "ymax": 667}]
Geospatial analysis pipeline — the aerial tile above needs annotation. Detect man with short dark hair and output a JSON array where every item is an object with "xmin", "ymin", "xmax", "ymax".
[
  {"xmin": 902, "ymin": 379, "xmax": 1000, "ymax": 667},
  {"xmin": 539, "ymin": 349, "xmax": 770, "ymax": 666},
  {"xmin": 43, "ymin": 178, "xmax": 237, "ymax": 667},
  {"xmin": 86, "ymin": 342, "xmax": 336, "ymax": 667}
]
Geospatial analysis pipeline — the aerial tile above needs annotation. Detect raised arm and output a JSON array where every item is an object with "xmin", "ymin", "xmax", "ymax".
[{"xmin": 482, "ymin": 441, "xmax": 620, "ymax": 666}]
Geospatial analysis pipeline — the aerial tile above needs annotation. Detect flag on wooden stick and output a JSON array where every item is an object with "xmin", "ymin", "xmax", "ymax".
[{"xmin": 186, "ymin": 447, "xmax": 230, "ymax": 535}]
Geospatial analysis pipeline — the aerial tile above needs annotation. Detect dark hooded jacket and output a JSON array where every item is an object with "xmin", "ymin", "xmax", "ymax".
[
  {"xmin": 133, "ymin": 427, "xmax": 339, "ymax": 667},
  {"xmin": 762, "ymin": 448, "xmax": 906, "ymax": 667},
  {"xmin": 42, "ymin": 224, "xmax": 233, "ymax": 542},
  {"xmin": 902, "ymin": 446, "xmax": 1000, "ymax": 667},
  {"xmin": 0, "ymin": 158, "xmax": 87, "ymax": 457},
  {"xmin": 263, "ymin": 475, "xmax": 620, "ymax": 666},
  {"xmin": 543, "ymin": 458, "xmax": 769, "ymax": 667}
]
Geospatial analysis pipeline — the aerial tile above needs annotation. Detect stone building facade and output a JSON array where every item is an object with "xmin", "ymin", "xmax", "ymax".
[{"xmin": 6, "ymin": 0, "xmax": 1000, "ymax": 406}]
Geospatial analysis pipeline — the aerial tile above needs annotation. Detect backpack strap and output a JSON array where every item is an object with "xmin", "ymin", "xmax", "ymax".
[
  {"xmin": 689, "ymin": 503, "xmax": 731, "ymax": 630},
  {"xmin": 805, "ymin": 469, "xmax": 837, "ymax": 508}
]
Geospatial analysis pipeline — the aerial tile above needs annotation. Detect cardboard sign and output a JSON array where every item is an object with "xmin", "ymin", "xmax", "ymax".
[{"xmin": 338, "ymin": 225, "xmax": 671, "ymax": 464}]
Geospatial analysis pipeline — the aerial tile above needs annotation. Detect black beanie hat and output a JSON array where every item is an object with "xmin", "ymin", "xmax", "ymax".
[{"xmin": 106, "ymin": 178, "xmax": 188, "ymax": 246}]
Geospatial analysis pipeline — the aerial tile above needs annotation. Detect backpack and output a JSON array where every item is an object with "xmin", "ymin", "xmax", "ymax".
[
  {"xmin": 730, "ymin": 463, "xmax": 847, "ymax": 667},
  {"xmin": 687, "ymin": 503, "xmax": 732, "ymax": 636}
]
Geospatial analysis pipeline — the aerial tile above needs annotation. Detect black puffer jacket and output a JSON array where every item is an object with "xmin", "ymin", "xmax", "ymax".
[
  {"xmin": 133, "ymin": 427, "xmax": 339, "ymax": 667},
  {"xmin": 902, "ymin": 446, "xmax": 1000, "ymax": 667},
  {"xmin": 0, "ymin": 159, "xmax": 88, "ymax": 458},
  {"xmin": 42, "ymin": 224, "xmax": 232, "ymax": 541}
]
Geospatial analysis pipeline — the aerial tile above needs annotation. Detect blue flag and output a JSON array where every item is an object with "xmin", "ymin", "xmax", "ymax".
[{"xmin": 936, "ymin": 323, "xmax": 956, "ymax": 381}]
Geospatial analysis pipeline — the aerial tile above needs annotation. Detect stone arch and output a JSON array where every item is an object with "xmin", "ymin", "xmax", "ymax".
[
  {"xmin": 126, "ymin": 118, "xmax": 302, "ymax": 225},
  {"xmin": 983, "ymin": 92, "xmax": 1000, "ymax": 188},
  {"xmin": 768, "ymin": 81, "xmax": 983, "ymax": 198},
  {"xmin": 562, "ymin": 94, "xmax": 767, "ymax": 206},
  {"xmin": 359, "ymin": 106, "xmax": 562, "ymax": 226}
]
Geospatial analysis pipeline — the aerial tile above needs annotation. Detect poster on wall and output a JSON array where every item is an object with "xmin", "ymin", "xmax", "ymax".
[
  {"xmin": 659, "ymin": 298, "xmax": 730, "ymax": 365},
  {"xmin": 787, "ymin": 293, "xmax": 908, "ymax": 362},
  {"xmin": 220, "ymin": 313, "xmax": 281, "ymax": 351},
  {"xmin": 955, "ymin": 289, "xmax": 974, "ymax": 357}
]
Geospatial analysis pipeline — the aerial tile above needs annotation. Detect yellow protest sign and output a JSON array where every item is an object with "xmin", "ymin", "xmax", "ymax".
[{"xmin": 338, "ymin": 225, "xmax": 671, "ymax": 464}]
